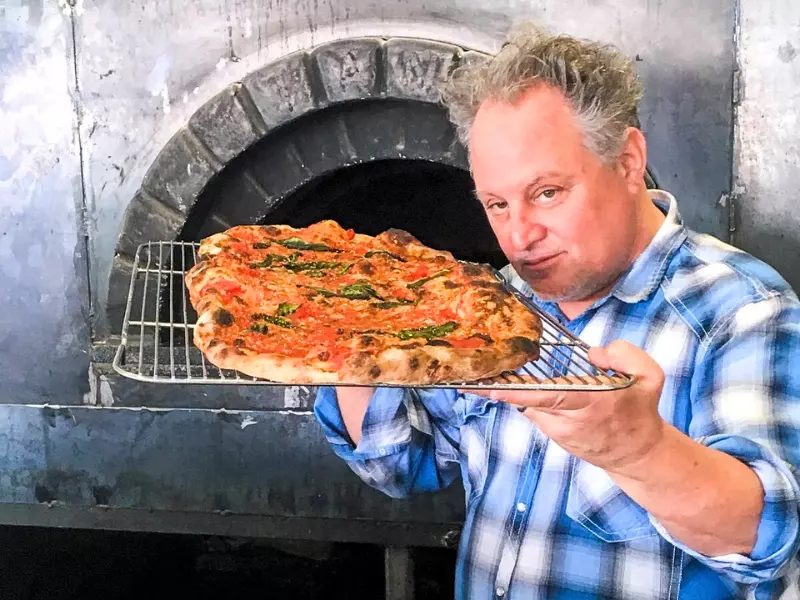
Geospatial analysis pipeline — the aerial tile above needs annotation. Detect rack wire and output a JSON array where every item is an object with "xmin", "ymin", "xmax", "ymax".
[{"xmin": 113, "ymin": 242, "xmax": 633, "ymax": 391}]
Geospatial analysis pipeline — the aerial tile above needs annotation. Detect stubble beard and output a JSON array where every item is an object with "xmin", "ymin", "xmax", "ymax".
[{"xmin": 518, "ymin": 262, "xmax": 624, "ymax": 304}]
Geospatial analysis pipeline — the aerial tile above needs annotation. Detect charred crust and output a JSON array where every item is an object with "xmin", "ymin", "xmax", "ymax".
[
  {"xmin": 208, "ymin": 338, "xmax": 221, "ymax": 348},
  {"xmin": 509, "ymin": 336, "xmax": 538, "ymax": 355},
  {"xmin": 462, "ymin": 263, "xmax": 485, "ymax": 277},
  {"xmin": 213, "ymin": 308, "xmax": 235, "ymax": 327},
  {"xmin": 383, "ymin": 228, "xmax": 419, "ymax": 247},
  {"xmin": 262, "ymin": 226, "xmax": 281, "ymax": 236},
  {"xmin": 352, "ymin": 352, "xmax": 369, "ymax": 368},
  {"xmin": 469, "ymin": 333, "xmax": 494, "ymax": 344},
  {"xmin": 233, "ymin": 347, "xmax": 247, "ymax": 355},
  {"xmin": 471, "ymin": 279, "xmax": 497, "ymax": 289},
  {"xmin": 318, "ymin": 351, "xmax": 331, "ymax": 361},
  {"xmin": 219, "ymin": 348, "xmax": 230, "ymax": 358},
  {"xmin": 336, "ymin": 328, "xmax": 345, "ymax": 335},
  {"xmin": 369, "ymin": 365, "xmax": 381, "ymax": 379},
  {"xmin": 358, "ymin": 262, "xmax": 375, "ymax": 275},
  {"xmin": 360, "ymin": 335, "xmax": 375, "ymax": 347},
  {"xmin": 233, "ymin": 338, "xmax": 246, "ymax": 347},
  {"xmin": 426, "ymin": 339, "xmax": 452, "ymax": 347},
  {"xmin": 197, "ymin": 254, "xmax": 211, "ymax": 262},
  {"xmin": 398, "ymin": 343, "xmax": 422, "ymax": 350},
  {"xmin": 408, "ymin": 357, "xmax": 420, "ymax": 370},
  {"xmin": 443, "ymin": 281, "xmax": 462, "ymax": 289},
  {"xmin": 426, "ymin": 359, "xmax": 441, "ymax": 376}
]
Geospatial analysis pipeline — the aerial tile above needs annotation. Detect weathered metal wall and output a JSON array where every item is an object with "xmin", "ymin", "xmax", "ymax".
[
  {"xmin": 0, "ymin": 1, "xmax": 90, "ymax": 405},
  {"xmin": 734, "ymin": 0, "xmax": 800, "ymax": 291}
]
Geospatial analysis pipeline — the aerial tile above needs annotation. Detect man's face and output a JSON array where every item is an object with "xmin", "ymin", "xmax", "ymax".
[{"xmin": 469, "ymin": 86, "xmax": 641, "ymax": 303}]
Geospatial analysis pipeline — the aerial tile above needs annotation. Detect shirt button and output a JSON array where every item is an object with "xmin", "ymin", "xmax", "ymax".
[
  {"xmin": 379, "ymin": 449, "xmax": 387, "ymax": 456},
  {"xmin": 496, "ymin": 587, "xmax": 506, "ymax": 597},
  {"xmin": 516, "ymin": 502, "xmax": 527, "ymax": 512}
]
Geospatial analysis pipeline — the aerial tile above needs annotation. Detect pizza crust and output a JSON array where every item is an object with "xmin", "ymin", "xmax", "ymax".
[
  {"xmin": 194, "ymin": 299, "xmax": 541, "ymax": 384},
  {"xmin": 187, "ymin": 222, "xmax": 543, "ymax": 385}
]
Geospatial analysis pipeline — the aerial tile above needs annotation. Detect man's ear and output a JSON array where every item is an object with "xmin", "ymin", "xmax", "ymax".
[{"xmin": 616, "ymin": 127, "xmax": 648, "ymax": 190}]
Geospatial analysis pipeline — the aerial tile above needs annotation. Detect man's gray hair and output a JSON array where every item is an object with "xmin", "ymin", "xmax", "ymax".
[{"xmin": 440, "ymin": 24, "xmax": 644, "ymax": 163}]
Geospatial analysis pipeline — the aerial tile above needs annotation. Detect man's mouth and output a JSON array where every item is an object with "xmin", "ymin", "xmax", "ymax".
[{"xmin": 521, "ymin": 252, "xmax": 563, "ymax": 270}]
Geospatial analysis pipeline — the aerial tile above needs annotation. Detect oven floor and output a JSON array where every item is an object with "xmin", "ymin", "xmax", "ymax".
[{"xmin": 0, "ymin": 526, "xmax": 455, "ymax": 599}]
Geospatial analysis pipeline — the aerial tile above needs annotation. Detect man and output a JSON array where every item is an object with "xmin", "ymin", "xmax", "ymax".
[{"xmin": 314, "ymin": 24, "xmax": 800, "ymax": 599}]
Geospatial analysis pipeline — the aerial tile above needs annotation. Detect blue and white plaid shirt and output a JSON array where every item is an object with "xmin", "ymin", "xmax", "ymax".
[{"xmin": 315, "ymin": 191, "xmax": 800, "ymax": 599}]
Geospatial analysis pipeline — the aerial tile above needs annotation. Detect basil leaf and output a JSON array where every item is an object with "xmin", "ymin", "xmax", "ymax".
[
  {"xmin": 365, "ymin": 250, "xmax": 406, "ymax": 262},
  {"xmin": 251, "ymin": 313, "xmax": 295, "ymax": 329},
  {"xmin": 264, "ymin": 316, "xmax": 294, "ymax": 328},
  {"xmin": 276, "ymin": 303, "xmax": 300, "ymax": 317},
  {"xmin": 339, "ymin": 282, "xmax": 382, "ymax": 300},
  {"xmin": 338, "ymin": 263, "xmax": 354, "ymax": 274},
  {"xmin": 250, "ymin": 256, "xmax": 274, "ymax": 268},
  {"xmin": 283, "ymin": 260, "xmax": 342, "ymax": 273},
  {"xmin": 371, "ymin": 299, "xmax": 413, "ymax": 309},
  {"xmin": 396, "ymin": 321, "xmax": 459, "ymax": 341},
  {"xmin": 252, "ymin": 242, "xmax": 271, "ymax": 249},
  {"xmin": 407, "ymin": 269, "xmax": 452, "ymax": 290},
  {"xmin": 250, "ymin": 254, "xmax": 289, "ymax": 268},
  {"xmin": 277, "ymin": 237, "xmax": 340, "ymax": 252},
  {"xmin": 304, "ymin": 286, "xmax": 336, "ymax": 297},
  {"xmin": 249, "ymin": 323, "xmax": 269, "ymax": 333}
]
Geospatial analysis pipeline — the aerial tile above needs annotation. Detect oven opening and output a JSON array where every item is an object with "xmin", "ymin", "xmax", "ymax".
[{"xmin": 257, "ymin": 159, "xmax": 506, "ymax": 268}]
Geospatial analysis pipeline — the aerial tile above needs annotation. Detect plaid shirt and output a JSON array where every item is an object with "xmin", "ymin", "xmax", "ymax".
[{"xmin": 315, "ymin": 191, "xmax": 800, "ymax": 599}]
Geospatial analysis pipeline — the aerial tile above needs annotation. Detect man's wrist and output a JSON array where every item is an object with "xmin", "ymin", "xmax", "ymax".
[{"xmin": 603, "ymin": 417, "xmax": 675, "ymax": 482}]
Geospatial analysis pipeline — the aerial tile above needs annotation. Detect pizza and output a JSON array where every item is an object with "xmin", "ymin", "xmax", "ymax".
[{"xmin": 184, "ymin": 221, "xmax": 542, "ymax": 384}]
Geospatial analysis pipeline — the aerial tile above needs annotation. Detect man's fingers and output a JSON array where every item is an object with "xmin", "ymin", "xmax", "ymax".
[
  {"xmin": 588, "ymin": 340, "xmax": 663, "ymax": 383},
  {"xmin": 487, "ymin": 389, "xmax": 586, "ymax": 410}
]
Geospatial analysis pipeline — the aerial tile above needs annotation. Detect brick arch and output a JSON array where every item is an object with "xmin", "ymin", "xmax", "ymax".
[
  {"xmin": 107, "ymin": 37, "xmax": 485, "ymax": 330},
  {"xmin": 107, "ymin": 36, "xmax": 658, "ymax": 331}
]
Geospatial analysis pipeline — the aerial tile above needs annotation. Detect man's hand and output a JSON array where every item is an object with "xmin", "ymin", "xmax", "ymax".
[
  {"xmin": 482, "ymin": 340, "xmax": 667, "ymax": 473},
  {"xmin": 473, "ymin": 339, "xmax": 764, "ymax": 556}
]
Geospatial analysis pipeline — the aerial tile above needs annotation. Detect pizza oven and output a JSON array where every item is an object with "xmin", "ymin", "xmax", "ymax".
[
  {"xmin": 3, "ymin": 0, "xmax": 799, "ymax": 596},
  {"xmin": 106, "ymin": 38, "xmax": 506, "ymax": 337}
]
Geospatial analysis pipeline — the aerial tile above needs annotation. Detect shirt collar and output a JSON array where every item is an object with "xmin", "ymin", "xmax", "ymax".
[{"xmin": 609, "ymin": 190, "xmax": 687, "ymax": 303}]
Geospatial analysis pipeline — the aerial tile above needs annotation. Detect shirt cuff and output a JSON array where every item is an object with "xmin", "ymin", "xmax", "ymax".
[
  {"xmin": 650, "ymin": 434, "xmax": 800, "ymax": 584},
  {"xmin": 313, "ymin": 386, "xmax": 411, "ymax": 461}
]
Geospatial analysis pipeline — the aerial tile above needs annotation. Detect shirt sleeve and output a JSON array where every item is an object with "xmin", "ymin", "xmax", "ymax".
[
  {"xmin": 314, "ymin": 386, "xmax": 462, "ymax": 499},
  {"xmin": 654, "ymin": 294, "xmax": 800, "ymax": 584}
]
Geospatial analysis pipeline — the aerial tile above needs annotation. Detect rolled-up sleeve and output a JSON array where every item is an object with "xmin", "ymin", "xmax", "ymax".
[
  {"xmin": 314, "ymin": 386, "xmax": 462, "ymax": 498},
  {"xmin": 651, "ymin": 435, "xmax": 800, "ymax": 584},
  {"xmin": 667, "ymin": 295, "xmax": 800, "ymax": 583}
]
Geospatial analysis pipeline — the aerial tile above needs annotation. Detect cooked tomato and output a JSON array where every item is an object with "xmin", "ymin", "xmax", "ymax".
[{"xmin": 448, "ymin": 337, "xmax": 486, "ymax": 349}]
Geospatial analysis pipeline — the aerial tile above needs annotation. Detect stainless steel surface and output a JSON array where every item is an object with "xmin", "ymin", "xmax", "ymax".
[
  {"xmin": 113, "ymin": 242, "xmax": 633, "ymax": 392},
  {"xmin": 0, "ymin": 403, "xmax": 465, "ymax": 540},
  {"xmin": 0, "ymin": 1, "xmax": 91, "ymax": 405},
  {"xmin": 733, "ymin": 0, "xmax": 800, "ymax": 292}
]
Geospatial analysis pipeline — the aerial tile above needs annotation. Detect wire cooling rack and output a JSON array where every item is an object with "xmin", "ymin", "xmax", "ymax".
[{"xmin": 112, "ymin": 242, "xmax": 633, "ymax": 391}]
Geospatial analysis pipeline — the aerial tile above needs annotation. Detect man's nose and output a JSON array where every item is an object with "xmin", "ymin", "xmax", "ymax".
[{"xmin": 509, "ymin": 209, "xmax": 547, "ymax": 252}]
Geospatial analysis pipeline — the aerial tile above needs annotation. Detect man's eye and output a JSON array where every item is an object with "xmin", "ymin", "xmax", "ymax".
[
  {"xmin": 535, "ymin": 188, "xmax": 560, "ymax": 204},
  {"xmin": 486, "ymin": 201, "xmax": 508, "ymax": 213}
]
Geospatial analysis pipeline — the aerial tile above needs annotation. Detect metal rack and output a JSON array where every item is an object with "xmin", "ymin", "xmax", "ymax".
[{"xmin": 113, "ymin": 242, "xmax": 633, "ymax": 391}]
